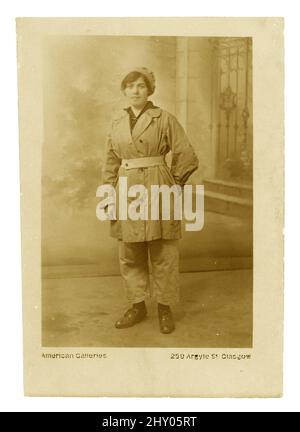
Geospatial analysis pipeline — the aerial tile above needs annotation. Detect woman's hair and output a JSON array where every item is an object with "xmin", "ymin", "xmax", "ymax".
[{"xmin": 121, "ymin": 71, "xmax": 153, "ymax": 96}]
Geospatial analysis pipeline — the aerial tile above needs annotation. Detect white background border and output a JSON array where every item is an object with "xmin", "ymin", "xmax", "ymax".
[{"xmin": 0, "ymin": 0, "xmax": 298, "ymax": 412}]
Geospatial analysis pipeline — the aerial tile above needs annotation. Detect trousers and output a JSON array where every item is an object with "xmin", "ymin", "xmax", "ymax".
[{"xmin": 118, "ymin": 239, "xmax": 180, "ymax": 305}]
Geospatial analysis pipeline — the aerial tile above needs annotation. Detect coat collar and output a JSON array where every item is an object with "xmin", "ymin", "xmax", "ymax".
[
  {"xmin": 124, "ymin": 100, "xmax": 159, "ymax": 118},
  {"xmin": 131, "ymin": 107, "xmax": 161, "ymax": 140},
  {"xmin": 113, "ymin": 105, "xmax": 162, "ymax": 141}
]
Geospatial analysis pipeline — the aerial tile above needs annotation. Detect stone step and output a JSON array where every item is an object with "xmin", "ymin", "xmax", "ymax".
[
  {"xmin": 204, "ymin": 178, "xmax": 253, "ymax": 200},
  {"xmin": 204, "ymin": 190, "xmax": 252, "ymax": 218}
]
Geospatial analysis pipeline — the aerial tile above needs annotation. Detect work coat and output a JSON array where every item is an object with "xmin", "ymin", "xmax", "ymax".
[{"xmin": 102, "ymin": 104, "xmax": 199, "ymax": 242}]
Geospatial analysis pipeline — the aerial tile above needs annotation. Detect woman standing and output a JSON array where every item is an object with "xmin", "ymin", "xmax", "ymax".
[{"xmin": 102, "ymin": 67, "xmax": 199, "ymax": 334}]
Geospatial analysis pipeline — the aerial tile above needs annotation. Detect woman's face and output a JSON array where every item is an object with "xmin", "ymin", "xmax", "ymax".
[{"xmin": 124, "ymin": 76, "xmax": 149, "ymax": 109}]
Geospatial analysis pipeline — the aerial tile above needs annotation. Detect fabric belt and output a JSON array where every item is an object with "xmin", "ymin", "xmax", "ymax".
[{"xmin": 121, "ymin": 155, "xmax": 165, "ymax": 170}]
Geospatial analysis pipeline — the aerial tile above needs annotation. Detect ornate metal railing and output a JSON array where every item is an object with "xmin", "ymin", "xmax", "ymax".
[{"xmin": 210, "ymin": 37, "xmax": 252, "ymax": 182}]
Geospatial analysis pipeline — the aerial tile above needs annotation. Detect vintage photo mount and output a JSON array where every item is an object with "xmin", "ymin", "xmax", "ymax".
[{"xmin": 17, "ymin": 17, "xmax": 284, "ymax": 397}]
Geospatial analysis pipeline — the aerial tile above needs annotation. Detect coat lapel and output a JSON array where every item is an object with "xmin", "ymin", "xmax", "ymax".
[
  {"xmin": 131, "ymin": 108, "xmax": 162, "ymax": 141},
  {"xmin": 114, "ymin": 110, "xmax": 132, "ymax": 142}
]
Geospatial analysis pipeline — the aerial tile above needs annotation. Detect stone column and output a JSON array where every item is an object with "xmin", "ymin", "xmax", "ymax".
[
  {"xmin": 175, "ymin": 37, "xmax": 188, "ymax": 128},
  {"xmin": 175, "ymin": 37, "xmax": 216, "ymax": 182}
]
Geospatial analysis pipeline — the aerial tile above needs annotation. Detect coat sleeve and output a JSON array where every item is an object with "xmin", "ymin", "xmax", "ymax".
[
  {"xmin": 102, "ymin": 125, "xmax": 121, "ymax": 186},
  {"xmin": 166, "ymin": 113, "xmax": 199, "ymax": 186}
]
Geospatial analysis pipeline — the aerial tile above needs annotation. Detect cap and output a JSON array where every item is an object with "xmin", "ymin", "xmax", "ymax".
[{"xmin": 122, "ymin": 67, "xmax": 156, "ymax": 95}]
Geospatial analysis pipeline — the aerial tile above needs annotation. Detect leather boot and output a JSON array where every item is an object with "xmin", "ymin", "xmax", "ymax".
[
  {"xmin": 115, "ymin": 301, "xmax": 147, "ymax": 329},
  {"xmin": 158, "ymin": 303, "xmax": 175, "ymax": 334}
]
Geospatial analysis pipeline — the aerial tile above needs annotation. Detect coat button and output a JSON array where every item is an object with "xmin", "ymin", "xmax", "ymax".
[{"xmin": 139, "ymin": 139, "xmax": 143, "ymax": 143}]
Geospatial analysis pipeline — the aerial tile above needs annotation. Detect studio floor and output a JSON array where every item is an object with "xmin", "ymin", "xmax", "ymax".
[{"xmin": 42, "ymin": 269, "xmax": 252, "ymax": 348}]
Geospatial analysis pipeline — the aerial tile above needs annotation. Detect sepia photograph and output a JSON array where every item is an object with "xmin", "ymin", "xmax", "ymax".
[
  {"xmin": 17, "ymin": 17, "xmax": 283, "ymax": 397},
  {"xmin": 41, "ymin": 35, "xmax": 253, "ymax": 348}
]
